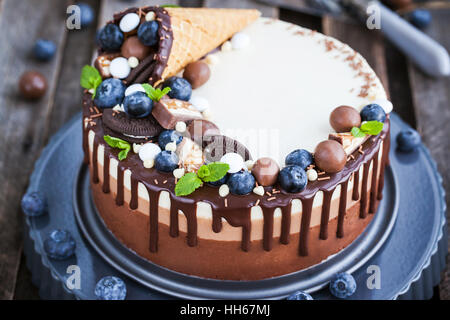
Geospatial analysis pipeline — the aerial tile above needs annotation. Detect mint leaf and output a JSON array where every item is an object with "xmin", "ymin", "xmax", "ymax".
[
  {"xmin": 197, "ymin": 165, "xmax": 211, "ymax": 180},
  {"xmin": 80, "ymin": 65, "xmax": 102, "ymax": 98},
  {"xmin": 201, "ymin": 162, "xmax": 229, "ymax": 183},
  {"xmin": 175, "ymin": 172, "xmax": 203, "ymax": 196},
  {"xmin": 351, "ymin": 127, "xmax": 366, "ymax": 138},
  {"xmin": 360, "ymin": 121, "xmax": 384, "ymax": 136},
  {"xmin": 104, "ymin": 135, "xmax": 131, "ymax": 161},
  {"xmin": 142, "ymin": 84, "xmax": 171, "ymax": 101}
]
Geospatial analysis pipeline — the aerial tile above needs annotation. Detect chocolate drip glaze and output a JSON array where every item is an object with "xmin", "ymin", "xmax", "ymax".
[
  {"xmin": 369, "ymin": 150, "xmax": 380, "ymax": 213},
  {"xmin": 82, "ymin": 93, "xmax": 390, "ymax": 257},
  {"xmin": 104, "ymin": 6, "xmax": 173, "ymax": 86},
  {"xmin": 103, "ymin": 152, "xmax": 111, "ymax": 193},
  {"xmin": 319, "ymin": 190, "xmax": 334, "ymax": 240},
  {"xmin": 352, "ymin": 170, "xmax": 360, "ymax": 201},
  {"xmin": 337, "ymin": 180, "xmax": 349, "ymax": 238},
  {"xmin": 377, "ymin": 135, "xmax": 390, "ymax": 200}
]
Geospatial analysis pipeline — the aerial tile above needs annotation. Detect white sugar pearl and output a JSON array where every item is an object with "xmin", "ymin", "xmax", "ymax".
[
  {"xmin": 128, "ymin": 56, "xmax": 139, "ymax": 68},
  {"xmin": 231, "ymin": 32, "xmax": 250, "ymax": 49},
  {"xmin": 173, "ymin": 168, "xmax": 185, "ymax": 179},
  {"xmin": 372, "ymin": 99, "xmax": 393, "ymax": 114},
  {"xmin": 110, "ymin": 57, "xmax": 131, "ymax": 79},
  {"xmin": 220, "ymin": 153, "xmax": 245, "ymax": 173},
  {"xmin": 125, "ymin": 83, "xmax": 146, "ymax": 96},
  {"xmin": 175, "ymin": 121, "xmax": 186, "ymax": 133},
  {"xmin": 139, "ymin": 143, "xmax": 161, "ymax": 161},
  {"xmin": 307, "ymin": 169, "xmax": 318, "ymax": 182},
  {"xmin": 245, "ymin": 160, "xmax": 254, "ymax": 171},
  {"xmin": 221, "ymin": 41, "xmax": 232, "ymax": 52},
  {"xmin": 143, "ymin": 158, "xmax": 154, "ymax": 169},
  {"xmin": 145, "ymin": 11, "xmax": 156, "ymax": 21},
  {"xmin": 219, "ymin": 184, "xmax": 229, "ymax": 197},
  {"xmin": 189, "ymin": 95, "xmax": 210, "ymax": 112},
  {"xmin": 119, "ymin": 13, "xmax": 140, "ymax": 33},
  {"xmin": 165, "ymin": 141, "xmax": 177, "ymax": 152},
  {"xmin": 253, "ymin": 186, "xmax": 264, "ymax": 196},
  {"xmin": 133, "ymin": 143, "xmax": 141, "ymax": 154},
  {"xmin": 204, "ymin": 54, "xmax": 219, "ymax": 66}
]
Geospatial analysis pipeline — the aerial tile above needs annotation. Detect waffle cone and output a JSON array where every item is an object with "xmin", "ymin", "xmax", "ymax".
[{"xmin": 162, "ymin": 7, "xmax": 260, "ymax": 80}]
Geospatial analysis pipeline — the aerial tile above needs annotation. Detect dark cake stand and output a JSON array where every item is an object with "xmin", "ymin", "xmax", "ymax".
[{"xmin": 23, "ymin": 112, "xmax": 447, "ymax": 300}]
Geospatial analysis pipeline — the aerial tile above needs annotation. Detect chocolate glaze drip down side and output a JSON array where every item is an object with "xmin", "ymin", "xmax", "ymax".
[{"xmin": 82, "ymin": 93, "xmax": 390, "ymax": 257}]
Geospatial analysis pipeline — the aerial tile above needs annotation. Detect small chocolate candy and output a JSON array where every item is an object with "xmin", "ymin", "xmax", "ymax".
[
  {"xmin": 183, "ymin": 61, "xmax": 211, "ymax": 89},
  {"xmin": 19, "ymin": 71, "xmax": 47, "ymax": 99},
  {"xmin": 152, "ymin": 98, "xmax": 203, "ymax": 129},
  {"xmin": 94, "ymin": 53, "xmax": 120, "ymax": 78},
  {"xmin": 329, "ymin": 105, "xmax": 361, "ymax": 133},
  {"xmin": 187, "ymin": 119, "xmax": 220, "ymax": 147},
  {"xmin": 121, "ymin": 36, "xmax": 152, "ymax": 60},
  {"xmin": 251, "ymin": 157, "xmax": 280, "ymax": 186},
  {"xmin": 314, "ymin": 140, "xmax": 347, "ymax": 173}
]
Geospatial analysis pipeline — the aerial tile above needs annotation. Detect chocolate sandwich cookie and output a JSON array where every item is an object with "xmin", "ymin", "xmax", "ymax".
[
  {"xmin": 204, "ymin": 135, "xmax": 252, "ymax": 163},
  {"xmin": 102, "ymin": 108, "xmax": 163, "ymax": 144}
]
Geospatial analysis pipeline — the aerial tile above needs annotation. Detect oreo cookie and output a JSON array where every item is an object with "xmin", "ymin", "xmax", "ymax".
[
  {"xmin": 102, "ymin": 109, "xmax": 163, "ymax": 144},
  {"xmin": 204, "ymin": 135, "xmax": 252, "ymax": 163}
]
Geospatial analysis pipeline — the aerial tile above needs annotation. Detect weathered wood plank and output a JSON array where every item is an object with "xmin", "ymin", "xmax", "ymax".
[
  {"xmin": 0, "ymin": 0, "xmax": 69, "ymax": 300},
  {"xmin": 205, "ymin": 0, "xmax": 279, "ymax": 18},
  {"xmin": 406, "ymin": 9, "xmax": 450, "ymax": 300}
]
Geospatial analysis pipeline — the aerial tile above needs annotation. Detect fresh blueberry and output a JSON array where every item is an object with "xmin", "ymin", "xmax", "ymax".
[
  {"xmin": 94, "ymin": 276, "xmax": 127, "ymax": 300},
  {"xmin": 98, "ymin": 24, "xmax": 124, "ymax": 51},
  {"xmin": 21, "ymin": 191, "xmax": 47, "ymax": 217},
  {"xmin": 227, "ymin": 171, "xmax": 255, "ymax": 195},
  {"xmin": 278, "ymin": 165, "xmax": 307, "ymax": 193},
  {"xmin": 397, "ymin": 129, "xmax": 421, "ymax": 152},
  {"xmin": 329, "ymin": 272, "xmax": 357, "ymax": 299},
  {"xmin": 94, "ymin": 78, "xmax": 126, "ymax": 108},
  {"xmin": 285, "ymin": 149, "xmax": 313, "ymax": 169},
  {"xmin": 33, "ymin": 39, "xmax": 56, "ymax": 61},
  {"xmin": 158, "ymin": 130, "xmax": 183, "ymax": 149},
  {"xmin": 360, "ymin": 104, "xmax": 386, "ymax": 123},
  {"xmin": 154, "ymin": 151, "xmax": 179, "ymax": 172},
  {"xmin": 137, "ymin": 21, "xmax": 159, "ymax": 46},
  {"xmin": 409, "ymin": 9, "xmax": 432, "ymax": 29},
  {"xmin": 44, "ymin": 230, "xmax": 76, "ymax": 260},
  {"xmin": 162, "ymin": 77, "xmax": 192, "ymax": 101},
  {"xmin": 78, "ymin": 3, "xmax": 95, "ymax": 27},
  {"xmin": 123, "ymin": 91, "xmax": 153, "ymax": 118},
  {"xmin": 287, "ymin": 290, "xmax": 313, "ymax": 300},
  {"xmin": 207, "ymin": 173, "xmax": 228, "ymax": 187}
]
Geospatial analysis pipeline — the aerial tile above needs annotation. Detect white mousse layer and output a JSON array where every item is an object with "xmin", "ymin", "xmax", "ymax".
[{"xmin": 192, "ymin": 18, "xmax": 387, "ymax": 165}]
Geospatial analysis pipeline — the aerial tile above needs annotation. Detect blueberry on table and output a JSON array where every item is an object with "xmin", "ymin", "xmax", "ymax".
[
  {"xmin": 94, "ymin": 78, "xmax": 125, "ymax": 108},
  {"xmin": 409, "ymin": 9, "xmax": 432, "ymax": 29},
  {"xmin": 21, "ymin": 191, "xmax": 47, "ymax": 217},
  {"xmin": 78, "ymin": 3, "xmax": 95, "ymax": 27},
  {"xmin": 94, "ymin": 276, "xmax": 127, "ymax": 300},
  {"xmin": 123, "ymin": 91, "xmax": 153, "ymax": 118},
  {"xmin": 154, "ymin": 151, "xmax": 179, "ymax": 172},
  {"xmin": 287, "ymin": 290, "xmax": 313, "ymax": 300},
  {"xmin": 158, "ymin": 130, "xmax": 183, "ymax": 149},
  {"xmin": 360, "ymin": 103, "xmax": 386, "ymax": 123},
  {"xmin": 329, "ymin": 272, "xmax": 357, "ymax": 299},
  {"xmin": 162, "ymin": 76, "xmax": 192, "ymax": 101},
  {"xmin": 397, "ymin": 129, "xmax": 421, "ymax": 152},
  {"xmin": 227, "ymin": 171, "xmax": 255, "ymax": 195},
  {"xmin": 33, "ymin": 39, "xmax": 56, "ymax": 61},
  {"xmin": 278, "ymin": 165, "xmax": 307, "ymax": 193},
  {"xmin": 285, "ymin": 149, "xmax": 313, "ymax": 169},
  {"xmin": 44, "ymin": 230, "xmax": 76, "ymax": 260},
  {"xmin": 98, "ymin": 24, "xmax": 124, "ymax": 51},
  {"xmin": 137, "ymin": 20, "xmax": 159, "ymax": 46}
]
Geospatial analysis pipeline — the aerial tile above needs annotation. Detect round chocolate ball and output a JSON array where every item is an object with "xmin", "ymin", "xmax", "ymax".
[
  {"xmin": 251, "ymin": 157, "xmax": 280, "ymax": 186},
  {"xmin": 329, "ymin": 105, "xmax": 361, "ymax": 133},
  {"xmin": 121, "ymin": 36, "xmax": 152, "ymax": 60},
  {"xmin": 187, "ymin": 119, "xmax": 220, "ymax": 146},
  {"xmin": 314, "ymin": 140, "xmax": 347, "ymax": 173},
  {"xmin": 183, "ymin": 61, "xmax": 211, "ymax": 89},
  {"xmin": 19, "ymin": 71, "xmax": 47, "ymax": 99}
]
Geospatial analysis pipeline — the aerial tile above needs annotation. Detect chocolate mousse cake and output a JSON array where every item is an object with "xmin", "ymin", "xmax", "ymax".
[{"xmin": 81, "ymin": 6, "xmax": 392, "ymax": 280}]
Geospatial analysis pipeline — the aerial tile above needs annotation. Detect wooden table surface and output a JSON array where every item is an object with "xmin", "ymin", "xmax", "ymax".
[{"xmin": 0, "ymin": 0, "xmax": 448, "ymax": 300}]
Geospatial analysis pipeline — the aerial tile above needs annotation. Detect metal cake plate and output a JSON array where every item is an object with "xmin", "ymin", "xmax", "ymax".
[{"xmin": 23, "ymin": 112, "xmax": 447, "ymax": 300}]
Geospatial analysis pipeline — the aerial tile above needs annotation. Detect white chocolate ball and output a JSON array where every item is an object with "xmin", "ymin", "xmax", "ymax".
[
  {"xmin": 145, "ymin": 11, "xmax": 156, "ymax": 21},
  {"xmin": 173, "ymin": 168, "xmax": 185, "ymax": 179},
  {"xmin": 125, "ymin": 83, "xmax": 145, "ymax": 96},
  {"xmin": 253, "ymin": 186, "xmax": 265, "ymax": 196},
  {"xmin": 189, "ymin": 95, "xmax": 210, "ymax": 112},
  {"xmin": 219, "ymin": 184, "xmax": 230, "ymax": 197},
  {"xmin": 221, "ymin": 41, "xmax": 232, "ymax": 52},
  {"xmin": 231, "ymin": 32, "xmax": 250, "ymax": 49},
  {"xmin": 128, "ymin": 56, "xmax": 139, "ymax": 68},
  {"xmin": 119, "ymin": 13, "xmax": 140, "ymax": 33},
  {"xmin": 220, "ymin": 153, "xmax": 245, "ymax": 173},
  {"xmin": 110, "ymin": 57, "xmax": 131, "ymax": 79},
  {"xmin": 307, "ymin": 169, "xmax": 318, "ymax": 181},
  {"xmin": 138, "ymin": 143, "xmax": 161, "ymax": 161},
  {"xmin": 143, "ymin": 158, "xmax": 154, "ymax": 169},
  {"xmin": 165, "ymin": 141, "xmax": 177, "ymax": 152},
  {"xmin": 175, "ymin": 121, "xmax": 187, "ymax": 133}
]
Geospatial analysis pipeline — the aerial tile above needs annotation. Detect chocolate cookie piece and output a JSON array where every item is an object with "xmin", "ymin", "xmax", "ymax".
[
  {"xmin": 204, "ymin": 135, "xmax": 252, "ymax": 162},
  {"xmin": 102, "ymin": 108, "xmax": 163, "ymax": 143}
]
